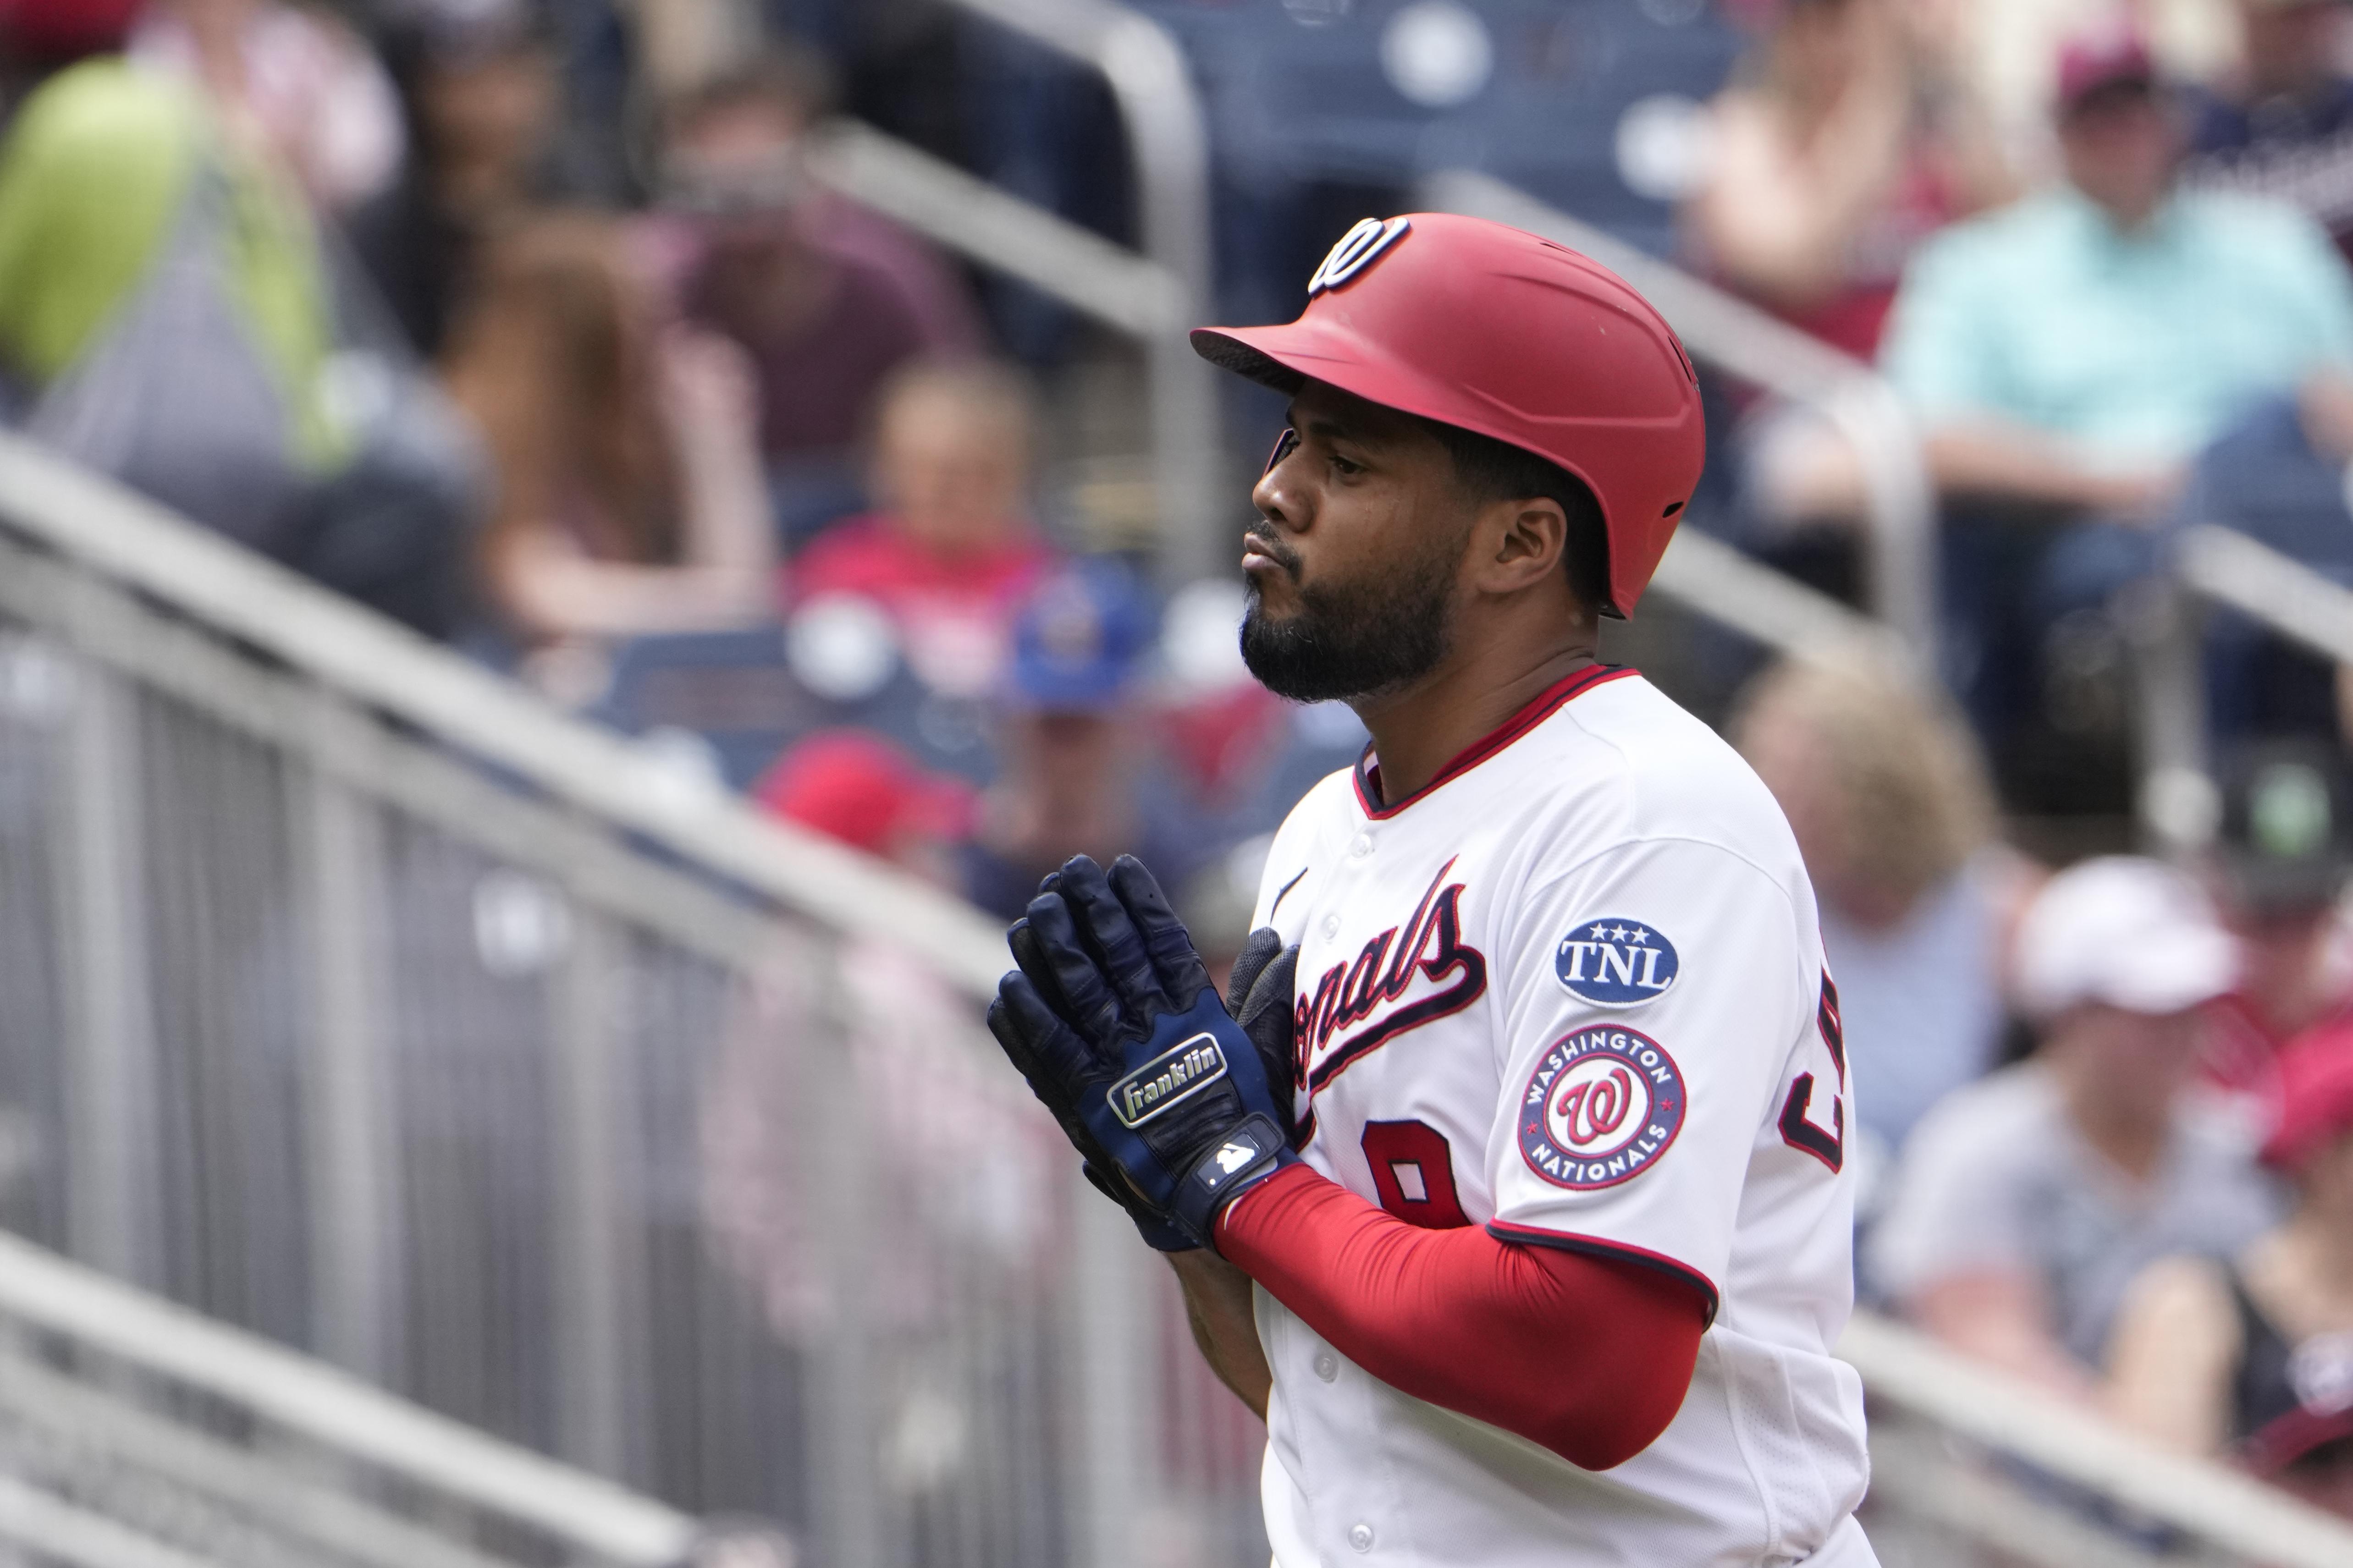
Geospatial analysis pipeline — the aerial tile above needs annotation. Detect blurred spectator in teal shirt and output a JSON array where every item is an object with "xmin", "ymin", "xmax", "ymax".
[
  {"xmin": 1881, "ymin": 32, "xmax": 2353, "ymax": 513},
  {"xmin": 1879, "ymin": 23, "xmax": 2353, "ymax": 766}
]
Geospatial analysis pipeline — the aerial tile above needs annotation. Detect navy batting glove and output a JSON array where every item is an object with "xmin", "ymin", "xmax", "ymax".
[
  {"xmin": 1225, "ymin": 927, "xmax": 1302, "ymax": 1146},
  {"xmin": 990, "ymin": 854, "xmax": 1296, "ymax": 1250},
  {"xmin": 988, "ymin": 936, "xmax": 1196, "ymax": 1252}
]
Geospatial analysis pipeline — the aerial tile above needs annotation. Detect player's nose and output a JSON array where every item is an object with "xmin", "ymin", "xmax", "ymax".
[{"xmin": 1250, "ymin": 459, "xmax": 1309, "ymax": 537}]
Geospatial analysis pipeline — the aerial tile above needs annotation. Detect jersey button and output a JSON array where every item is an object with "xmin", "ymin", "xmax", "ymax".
[
  {"xmin": 1349, "ymin": 1524, "xmax": 1375, "ymax": 1553},
  {"xmin": 1349, "ymin": 834, "xmax": 1371, "ymax": 858},
  {"xmin": 1313, "ymin": 1350, "xmax": 1339, "ymax": 1382},
  {"xmin": 1322, "ymin": 912, "xmax": 1341, "ymax": 938}
]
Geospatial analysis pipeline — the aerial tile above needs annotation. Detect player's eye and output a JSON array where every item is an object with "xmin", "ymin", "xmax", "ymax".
[
  {"xmin": 1262, "ymin": 428, "xmax": 1300, "ymax": 475},
  {"xmin": 1330, "ymin": 452, "xmax": 1364, "ymax": 477}
]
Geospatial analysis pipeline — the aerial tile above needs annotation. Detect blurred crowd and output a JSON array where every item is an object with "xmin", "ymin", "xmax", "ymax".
[
  {"xmin": 1703, "ymin": 0, "xmax": 2353, "ymax": 1509},
  {"xmin": 1742, "ymin": 659, "xmax": 2353, "ymax": 1515},
  {"xmin": 14, "ymin": 0, "xmax": 2353, "ymax": 1530}
]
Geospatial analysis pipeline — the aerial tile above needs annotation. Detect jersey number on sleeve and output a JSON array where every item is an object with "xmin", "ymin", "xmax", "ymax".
[
  {"xmin": 1362, "ymin": 1120, "xmax": 1470, "ymax": 1229},
  {"xmin": 1776, "ymin": 973, "xmax": 1846, "ymax": 1173}
]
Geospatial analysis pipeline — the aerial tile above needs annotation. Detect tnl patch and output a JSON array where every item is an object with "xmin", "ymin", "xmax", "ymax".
[
  {"xmin": 1518, "ymin": 1025, "xmax": 1686, "ymax": 1191},
  {"xmin": 1555, "ymin": 918, "xmax": 1678, "ymax": 1006},
  {"xmin": 1107, "ymin": 1034, "xmax": 1227, "ymax": 1128}
]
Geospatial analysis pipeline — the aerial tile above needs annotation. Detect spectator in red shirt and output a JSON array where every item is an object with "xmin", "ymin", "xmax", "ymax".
[{"xmin": 787, "ymin": 359, "xmax": 1058, "ymax": 699}]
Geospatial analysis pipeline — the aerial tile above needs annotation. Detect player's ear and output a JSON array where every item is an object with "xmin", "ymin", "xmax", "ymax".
[{"xmin": 1473, "ymin": 495, "xmax": 1568, "ymax": 595}]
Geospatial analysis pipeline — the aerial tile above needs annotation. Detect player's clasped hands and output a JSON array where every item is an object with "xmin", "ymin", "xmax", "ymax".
[{"xmin": 986, "ymin": 854, "xmax": 1301, "ymax": 1252}]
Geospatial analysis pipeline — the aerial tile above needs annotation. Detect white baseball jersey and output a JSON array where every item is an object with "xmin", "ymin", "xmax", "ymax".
[{"xmin": 1246, "ymin": 666, "xmax": 1874, "ymax": 1568}]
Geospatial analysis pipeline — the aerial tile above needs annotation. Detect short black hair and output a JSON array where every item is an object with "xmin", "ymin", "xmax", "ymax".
[{"xmin": 1418, "ymin": 418, "xmax": 1614, "ymax": 617}]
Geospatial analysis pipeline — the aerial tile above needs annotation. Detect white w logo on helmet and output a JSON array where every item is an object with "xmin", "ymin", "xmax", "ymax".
[{"xmin": 1307, "ymin": 217, "xmax": 1412, "ymax": 297}]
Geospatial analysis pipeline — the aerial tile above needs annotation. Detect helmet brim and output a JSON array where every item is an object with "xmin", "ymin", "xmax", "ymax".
[
  {"xmin": 1190, "ymin": 320, "xmax": 1491, "ymax": 442},
  {"xmin": 1191, "ymin": 325, "xmax": 1335, "ymax": 394}
]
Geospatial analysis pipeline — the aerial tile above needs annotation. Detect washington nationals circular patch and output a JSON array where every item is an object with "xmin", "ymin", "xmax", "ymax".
[{"xmin": 1518, "ymin": 1026, "xmax": 1686, "ymax": 1190}]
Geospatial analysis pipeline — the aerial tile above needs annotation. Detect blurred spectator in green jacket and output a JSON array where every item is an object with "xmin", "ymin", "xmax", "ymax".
[{"xmin": 0, "ymin": 9, "xmax": 479, "ymax": 635}]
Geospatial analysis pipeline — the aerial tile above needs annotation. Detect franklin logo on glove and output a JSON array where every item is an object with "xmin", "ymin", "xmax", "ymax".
[
  {"xmin": 986, "ymin": 853, "xmax": 1300, "ymax": 1253},
  {"xmin": 1110, "ymin": 1035, "xmax": 1229, "ymax": 1128}
]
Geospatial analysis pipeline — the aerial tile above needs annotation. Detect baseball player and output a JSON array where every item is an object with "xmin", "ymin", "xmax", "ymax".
[{"xmin": 988, "ymin": 213, "xmax": 1873, "ymax": 1566}]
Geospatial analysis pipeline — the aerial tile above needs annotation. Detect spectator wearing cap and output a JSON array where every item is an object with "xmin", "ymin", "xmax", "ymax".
[
  {"xmin": 785, "ymin": 360, "xmax": 1058, "ymax": 696},
  {"xmin": 2205, "ymin": 742, "xmax": 2353, "ymax": 1097},
  {"xmin": 2106, "ymin": 1018, "xmax": 2353, "ymax": 1516},
  {"xmin": 1875, "ymin": 858, "xmax": 2281, "ymax": 1393},
  {"xmin": 750, "ymin": 726, "xmax": 975, "ymax": 888},
  {"xmin": 958, "ymin": 559, "xmax": 1203, "ymax": 920},
  {"xmin": 2183, "ymin": 1, "xmax": 2353, "ymax": 262},
  {"xmin": 1879, "ymin": 24, "xmax": 2353, "ymax": 751}
]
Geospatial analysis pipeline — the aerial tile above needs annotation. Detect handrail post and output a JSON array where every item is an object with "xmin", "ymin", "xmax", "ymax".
[
  {"xmin": 2151, "ymin": 522, "xmax": 2353, "ymax": 861},
  {"xmin": 550, "ymin": 901, "xmax": 649, "ymax": 1484},
  {"xmin": 1066, "ymin": 1170, "xmax": 1157, "ymax": 1567},
  {"xmin": 2122, "ymin": 571, "xmax": 2215, "ymax": 861},
  {"xmin": 946, "ymin": 0, "xmax": 1227, "ymax": 583},
  {"xmin": 298, "ymin": 693, "xmax": 401, "ymax": 1384},
  {"xmin": 1821, "ymin": 379, "xmax": 1939, "ymax": 662},
  {"xmin": 53, "ymin": 601, "xmax": 156, "ymax": 1289},
  {"xmin": 802, "ymin": 933, "xmax": 882, "ymax": 1568}
]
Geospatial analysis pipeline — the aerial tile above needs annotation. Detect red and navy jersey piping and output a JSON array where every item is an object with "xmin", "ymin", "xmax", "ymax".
[
  {"xmin": 1352, "ymin": 664, "xmax": 1637, "ymax": 821},
  {"xmin": 1486, "ymin": 1219, "xmax": 1720, "ymax": 1326}
]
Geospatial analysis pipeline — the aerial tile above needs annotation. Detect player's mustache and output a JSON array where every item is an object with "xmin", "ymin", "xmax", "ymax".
[{"xmin": 1244, "ymin": 524, "xmax": 1303, "ymax": 581}]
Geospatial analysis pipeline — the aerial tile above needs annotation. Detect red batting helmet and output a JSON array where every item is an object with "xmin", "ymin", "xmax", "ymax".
[{"xmin": 1191, "ymin": 212, "xmax": 1704, "ymax": 618}]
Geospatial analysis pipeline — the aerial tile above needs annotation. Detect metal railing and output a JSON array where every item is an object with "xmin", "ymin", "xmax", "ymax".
[
  {"xmin": 0, "ymin": 1227, "xmax": 696, "ymax": 1568},
  {"xmin": 1650, "ymin": 525, "xmax": 1902, "ymax": 665},
  {"xmin": 0, "ymin": 429, "xmax": 1270, "ymax": 1566},
  {"xmin": 806, "ymin": 120, "xmax": 1185, "ymax": 344},
  {"xmin": 1845, "ymin": 1310, "xmax": 2353, "ymax": 1568},
  {"xmin": 2125, "ymin": 524, "xmax": 2353, "ymax": 853},
  {"xmin": 1422, "ymin": 169, "xmax": 1939, "ymax": 663}
]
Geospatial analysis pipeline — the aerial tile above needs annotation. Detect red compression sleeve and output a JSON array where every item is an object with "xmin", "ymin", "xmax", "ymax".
[{"xmin": 1216, "ymin": 1164, "xmax": 1706, "ymax": 1470}]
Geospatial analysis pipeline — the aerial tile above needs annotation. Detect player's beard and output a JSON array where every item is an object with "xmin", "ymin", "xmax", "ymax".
[{"xmin": 1238, "ymin": 522, "xmax": 1466, "ymax": 704}]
